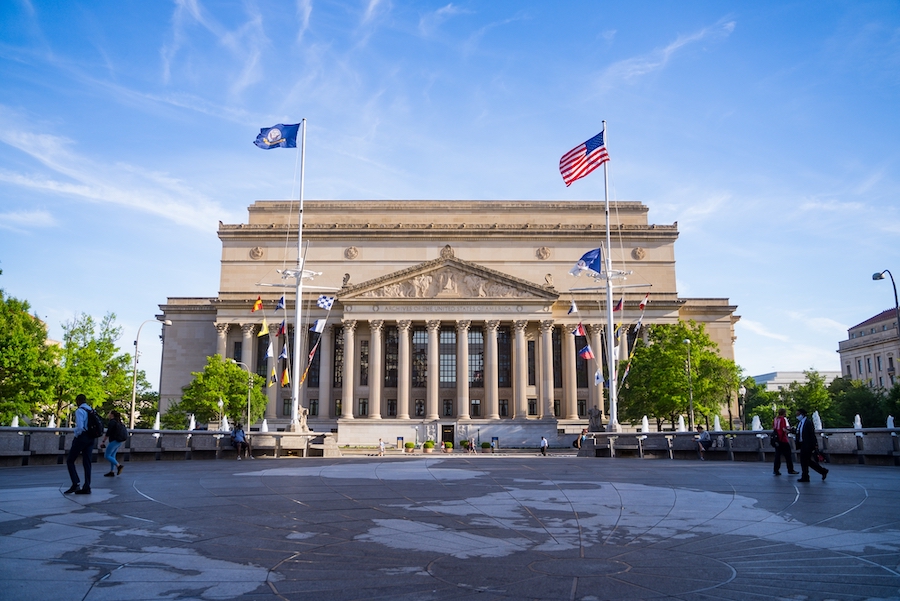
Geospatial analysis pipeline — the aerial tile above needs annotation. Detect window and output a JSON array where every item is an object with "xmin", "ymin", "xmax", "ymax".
[
  {"xmin": 412, "ymin": 327, "xmax": 427, "ymax": 388},
  {"xmin": 439, "ymin": 327, "xmax": 456, "ymax": 388},
  {"xmin": 387, "ymin": 399, "xmax": 397, "ymax": 417},
  {"xmin": 552, "ymin": 328, "xmax": 563, "ymax": 388},
  {"xmin": 867, "ymin": 357, "xmax": 873, "ymax": 373},
  {"xmin": 877, "ymin": 356, "xmax": 883, "ymax": 371},
  {"xmin": 307, "ymin": 336, "xmax": 321, "ymax": 387},
  {"xmin": 335, "ymin": 399, "xmax": 342, "ymax": 417},
  {"xmin": 384, "ymin": 326, "xmax": 398, "ymax": 387},
  {"xmin": 845, "ymin": 364, "xmax": 851, "ymax": 377},
  {"xmin": 282, "ymin": 398, "xmax": 291, "ymax": 416},
  {"xmin": 233, "ymin": 341, "xmax": 243, "ymax": 364},
  {"xmin": 359, "ymin": 340, "xmax": 369, "ymax": 386},
  {"xmin": 499, "ymin": 399, "xmax": 508, "ymax": 417},
  {"xmin": 469, "ymin": 327, "xmax": 484, "ymax": 387},
  {"xmin": 890, "ymin": 356, "xmax": 895, "ymax": 371},
  {"xmin": 415, "ymin": 399, "xmax": 425, "ymax": 417},
  {"xmin": 470, "ymin": 398, "xmax": 481, "ymax": 417},
  {"xmin": 527, "ymin": 340, "xmax": 536, "ymax": 386},
  {"xmin": 358, "ymin": 398, "xmax": 368, "ymax": 416},
  {"xmin": 498, "ymin": 326, "xmax": 511, "ymax": 388},
  {"xmin": 333, "ymin": 327, "xmax": 344, "ymax": 387},
  {"xmin": 443, "ymin": 399, "xmax": 453, "ymax": 417},
  {"xmin": 577, "ymin": 399, "xmax": 586, "ymax": 417},
  {"xmin": 255, "ymin": 333, "xmax": 269, "ymax": 377},
  {"xmin": 309, "ymin": 399, "xmax": 318, "ymax": 417},
  {"xmin": 528, "ymin": 398, "xmax": 537, "ymax": 415},
  {"xmin": 857, "ymin": 359, "xmax": 863, "ymax": 376},
  {"xmin": 575, "ymin": 331, "xmax": 588, "ymax": 388},
  {"xmin": 879, "ymin": 377, "xmax": 884, "ymax": 387}
]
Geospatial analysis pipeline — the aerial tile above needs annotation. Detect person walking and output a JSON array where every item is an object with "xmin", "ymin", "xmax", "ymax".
[
  {"xmin": 378, "ymin": 438, "xmax": 385, "ymax": 457},
  {"xmin": 795, "ymin": 408, "xmax": 828, "ymax": 482},
  {"xmin": 65, "ymin": 394, "xmax": 99, "ymax": 495},
  {"xmin": 540, "ymin": 437, "xmax": 548, "ymax": 456},
  {"xmin": 100, "ymin": 410, "xmax": 127, "ymax": 477},
  {"xmin": 772, "ymin": 408, "xmax": 798, "ymax": 476}
]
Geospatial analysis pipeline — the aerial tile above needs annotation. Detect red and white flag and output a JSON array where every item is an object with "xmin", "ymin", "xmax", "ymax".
[{"xmin": 559, "ymin": 131, "xmax": 610, "ymax": 187}]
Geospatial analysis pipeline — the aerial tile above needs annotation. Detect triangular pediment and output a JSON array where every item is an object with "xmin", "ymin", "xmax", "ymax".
[{"xmin": 341, "ymin": 257, "xmax": 558, "ymax": 301}]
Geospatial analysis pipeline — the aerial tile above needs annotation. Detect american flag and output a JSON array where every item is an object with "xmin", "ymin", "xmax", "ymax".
[{"xmin": 559, "ymin": 131, "xmax": 609, "ymax": 187}]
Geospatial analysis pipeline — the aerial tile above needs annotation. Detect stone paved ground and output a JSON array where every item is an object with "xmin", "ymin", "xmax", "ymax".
[{"xmin": 1, "ymin": 455, "xmax": 899, "ymax": 601}]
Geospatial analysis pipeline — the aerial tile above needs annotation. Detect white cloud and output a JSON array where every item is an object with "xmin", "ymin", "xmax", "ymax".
[
  {"xmin": 418, "ymin": 3, "xmax": 469, "ymax": 36},
  {"xmin": 0, "ymin": 209, "xmax": 56, "ymax": 232},
  {"xmin": 786, "ymin": 311, "xmax": 847, "ymax": 336},
  {"xmin": 296, "ymin": 0, "xmax": 313, "ymax": 42},
  {"xmin": 737, "ymin": 319, "xmax": 790, "ymax": 342}
]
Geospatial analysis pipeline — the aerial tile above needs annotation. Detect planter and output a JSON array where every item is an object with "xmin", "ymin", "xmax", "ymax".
[
  {"xmin": 423, "ymin": 447, "xmax": 433, "ymax": 453},
  {"xmin": 405, "ymin": 447, "xmax": 415, "ymax": 453}
]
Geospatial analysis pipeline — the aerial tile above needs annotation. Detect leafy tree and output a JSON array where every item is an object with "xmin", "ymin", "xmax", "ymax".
[
  {"xmin": 828, "ymin": 377, "xmax": 886, "ymax": 429},
  {"xmin": 776, "ymin": 370, "xmax": 834, "ymax": 427},
  {"xmin": 741, "ymin": 376, "xmax": 778, "ymax": 429},
  {"xmin": 0, "ymin": 288, "xmax": 61, "ymax": 424},
  {"xmin": 174, "ymin": 354, "xmax": 267, "ymax": 428},
  {"xmin": 620, "ymin": 320, "xmax": 736, "ymax": 430},
  {"xmin": 54, "ymin": 313, "xmax": 135, "ymax": 424},
  {"xmin": 885, "ymin": 383, "xmax": 900, "ymax": 424}
]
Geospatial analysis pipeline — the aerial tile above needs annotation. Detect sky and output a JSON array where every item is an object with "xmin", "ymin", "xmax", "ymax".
[{"xmin": 1, "ymin": 0, "xmax": 899, "ymax": 392}]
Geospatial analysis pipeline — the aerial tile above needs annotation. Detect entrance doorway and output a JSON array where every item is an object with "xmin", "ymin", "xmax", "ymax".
[{"xmin": 441, "ymin": 425, "xmax": 454, "ymax": 446}]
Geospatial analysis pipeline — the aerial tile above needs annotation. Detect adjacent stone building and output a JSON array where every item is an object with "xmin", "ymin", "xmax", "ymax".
[
  {"xmin": 158, "ymin": 200, "xmax": 739, "ymax": 445},
  {"xmin": 838, "ymin": 309, "xmax": 900, "ymax": 389}
]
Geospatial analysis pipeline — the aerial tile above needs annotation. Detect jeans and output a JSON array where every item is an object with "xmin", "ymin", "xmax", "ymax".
[
  {"xmin": 104, "ymin": 440, "xmax": 122, "ymax": 471},
  {"xmin": 67, "ymin": 435, "xmax": 95, "ymax": 487}
]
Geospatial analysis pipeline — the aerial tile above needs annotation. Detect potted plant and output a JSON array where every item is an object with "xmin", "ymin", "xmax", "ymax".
[
  {"xmin": 460, "ymin": 439, "xmax": 469, "ymax": 450},
  {"xmin": 481, "ymin": 442, "xmax": 491, "ymax": 451},
  {"xmin": 423, "ymin": 440, "xmax": 435, "ymax": 453},
  {"xmin": 443, "ymin": 441, "xmax": 453, "ymax": 453},
  {"xmin": 404, "ymin": 441, "xmax": 415, "ymax": 453}
]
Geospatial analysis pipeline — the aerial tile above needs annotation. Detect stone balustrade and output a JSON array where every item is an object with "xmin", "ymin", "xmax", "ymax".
[{"xmin": 0, "ymin": 427, "xmax": 340, "ymax": 467}]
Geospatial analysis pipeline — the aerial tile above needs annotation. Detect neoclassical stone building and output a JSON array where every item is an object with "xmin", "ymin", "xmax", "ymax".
[{"xmin": 159, "ymin": 200, "xmax": 739, "ymax": 446}]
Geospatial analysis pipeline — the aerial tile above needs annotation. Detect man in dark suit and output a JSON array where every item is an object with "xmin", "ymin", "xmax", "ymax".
[{"xmin": 794, "ymin": 408, "xmax": 828, "ymax": 482}]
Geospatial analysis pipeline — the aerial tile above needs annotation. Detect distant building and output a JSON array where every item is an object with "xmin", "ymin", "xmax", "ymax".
[
  {"xmin": 751, "ymin": 371, "xmax": 841, "ymax": 392},
  {"xmin": 837, "ymin": 309, "xmax": 900, "ymax": 388}
]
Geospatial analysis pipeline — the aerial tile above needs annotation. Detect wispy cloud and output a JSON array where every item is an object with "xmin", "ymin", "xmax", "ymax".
[
  {"xmin": 362, "ymin": 0, "xmax": 389, "ymax": 25},
  {"xmin": 601, "ymin": 19, "xmax": 735, "ymax": 88},
  {"xmin": 418, "ymin": 3, "xmax": 469, "ymax": 37},
  {"xmin": 786, "ymin": 311, "xmax": 847, "ymax": 336},
  {"xmin": 738, "ymin": 319, "xmax": 790, "ymax": 342},
  {"xmin": 296, "ymin": 0, "xmax": 313, "ymax": 42},
  {"xmin": 0, "ymin": 109, "xmax": 229, "ymax": 230},
  {"xmin": 0, "ymin": 209, "xmax": 56, "ymax": 232}
]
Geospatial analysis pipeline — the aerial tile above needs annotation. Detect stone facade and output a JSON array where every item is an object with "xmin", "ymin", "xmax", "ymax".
[
  {"xmin": 159, "ymin": 200, "xmax": 739, "ymax": 445},
  {"xmin": 838, "ymin": 309, "xmax": 900, "ymax": 388}
]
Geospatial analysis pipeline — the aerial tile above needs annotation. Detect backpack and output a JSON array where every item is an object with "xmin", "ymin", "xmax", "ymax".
[
  {"xmin": 84, "ymin": 407, "xmax": 104, "ymax": 439},
  {"xmin": 769, "ymin": 430, "xmax": 779, "ymax": 448},
  {"xmin": 111, "ymin": 420, "xmax": 128, "ymax": 442}
]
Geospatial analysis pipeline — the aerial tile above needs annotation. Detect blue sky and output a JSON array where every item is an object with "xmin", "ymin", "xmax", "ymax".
[{"xmin": 1, "ymin": 1, "xmax": 898, "ymax": 391}]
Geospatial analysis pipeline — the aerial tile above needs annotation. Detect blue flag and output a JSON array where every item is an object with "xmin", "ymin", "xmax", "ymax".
[
  {"xmin": 275, "ymin": 296, "xmax": 285, "ymax": 311},
  {"xmin": 569, "ymin": 248, "xmax": 602, "ymax": 278},
  {"xmin": 254, "ymin": 123, "xmax": 300, "ymax": 150}
]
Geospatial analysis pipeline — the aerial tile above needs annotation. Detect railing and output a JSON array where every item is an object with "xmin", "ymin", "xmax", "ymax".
[
  {"xmin": 0, "ymin": 427, "xmax": 340, "ymax": 466},
  {"xmin": 576, "ymin": 428, "xmax": 900, "ymax": 466}
]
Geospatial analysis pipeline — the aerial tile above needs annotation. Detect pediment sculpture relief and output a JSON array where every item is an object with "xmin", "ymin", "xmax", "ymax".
[{"xmin": 360, "ymin": 267, "xmax": 531, "ymax": 299}]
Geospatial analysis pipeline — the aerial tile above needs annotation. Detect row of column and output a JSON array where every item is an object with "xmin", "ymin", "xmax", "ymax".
[{"xmin": 215, "ymin": 319, "xmax": 609, "ymax": 421}]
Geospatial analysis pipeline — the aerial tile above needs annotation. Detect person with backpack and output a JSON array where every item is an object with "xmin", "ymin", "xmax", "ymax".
[
  {"xmin": 100, "ymin": 410, "xmax": 127, "ymax": 477},
  {"xmin": 65, "ymin": 394, "xmax": 102, "ymax": 495}
]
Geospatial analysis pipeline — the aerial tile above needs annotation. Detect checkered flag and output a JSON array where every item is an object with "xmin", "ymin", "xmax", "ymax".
[{"xmin": 317, "ymin": 295, "xmax": 335, "ymax": 310}]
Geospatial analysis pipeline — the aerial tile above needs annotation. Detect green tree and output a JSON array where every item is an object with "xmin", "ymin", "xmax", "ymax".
[
  {"xmin": 777, "ymin": 370, "xmax": 834, "ymax": 427},
  {"xmin": 742, "ymin": 376, "xmax": 778, "ymax": 429},
  {"xmin": 174, "ymin": 354, "xmax": 267, "ymax": 428},
  {"xmin": 54, "ymin": 313, "xmax": 135, "ymax": 423},
  {"xmin": 620, "ymin": 320, "xmax": 736, "ymax": 430},
  {"xmin": 0, "ymin": 288, "xmax": 61, "ymax": 424},
  {"xmin": 828, "ymin": 376, "xmax": 886, "ymax": 429}
]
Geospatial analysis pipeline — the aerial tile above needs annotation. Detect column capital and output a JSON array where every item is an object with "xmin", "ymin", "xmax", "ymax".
[
  {"xmin": 426, "ymin": 320, "xmax": 441, "ymax": 332},
  {"xmin": 216, "ymin": 323, "xmax": 231, "ymax": 335},
  {"xmin": 539, "ymin": 320, "xmax": 555, "ymax": 334},
  {"xmin": 486, "ymin": 320, "xmax": 501, "ymax": 332},
  {"xmin": 456, "ymin": 319, "xmax": 471, "ymax": 332},
  {"xmin": 369, "ymin": 319, "xmax": 384, "ymax": 332},
  {"xmin": 514, "ymin": 320, "xmax": 528, "ymax": 332},
  {"xmin": 342, "ymin": 319, "xmax": 358, "ymax": 333},
  {"xmin": 397, "ymin": 320, "xmax": 412, "ymax": 332},
  {"xmin": 587, "ymin": 323, "xmax": 603, "ymax": 336},
  {"xmin": 241, "ymin": 323, "xmax": 257, "ymax": 336},
  {"xmin": 268, "ymin": 322, "xmax": 279, "ymax": 336}
]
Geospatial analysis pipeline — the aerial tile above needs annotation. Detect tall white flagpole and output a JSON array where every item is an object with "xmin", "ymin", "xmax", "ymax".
[
  {"xmin": 602, "ymin": 120, "xmax": 621, "ymax": 432},
  {"xmin": 290, "ymin": 119, "xmax": 306, "ymax": 430}
]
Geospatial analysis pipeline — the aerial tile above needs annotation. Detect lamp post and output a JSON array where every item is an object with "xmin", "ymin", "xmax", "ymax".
[
  {"xmin": 684, "ymin": 339, "xmax": 694, "ymax": 430},
  {"xmin": 231, "ymin": 360, "xmax": 253, "ymax": 430},
  {"xmin": 873, "ymin": 269, "xmax": 900, "ymax": 346},
  {"xmin": 130, "ymin": 318, "xmax": 172, "ymax": 429},
  {"xmin": 738, "ymin": 385, "xmax": 746, "ymax": 431}
]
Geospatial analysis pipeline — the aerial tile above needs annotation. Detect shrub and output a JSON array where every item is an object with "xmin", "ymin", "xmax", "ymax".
[
  {"xmin": 423, "ymin": 440, "xmax": 435, "ymax": 448},
  {"xmin": 481, "ymin": 442, "xmax": 491, "ymax": 449},
  {"xmin": 460, "ymin": 440, "xmax": 469, "ymax": 448},
  {"xmin": 444, "ymin": 441, "xmax": 453, "ymax": 448},
  {"xmin": 404, "ymin": 441, "xmax": 415, "ymax": 449}
]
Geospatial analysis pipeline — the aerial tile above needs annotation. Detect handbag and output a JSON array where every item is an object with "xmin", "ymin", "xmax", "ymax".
[{"xmin": 769, "ymin": 431, "xmax": 779, "ymax": 448}]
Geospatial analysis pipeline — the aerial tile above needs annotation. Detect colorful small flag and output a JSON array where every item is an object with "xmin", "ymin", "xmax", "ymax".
[
  {"xmin": 269, "ymin": 368, "xmax": 276, "ymax": 388},
  {"xmin": 264, "ymin": 341, "xmax": 274, "ymax": 359},
  {"xmin": 258, "ymin": 318, "xmax": 268, "ymax": 336},
  {"xmin": 594, "ymin": 369, "xmax": 603, "ymax": 386},
  {"xmin": 277, "ymin": 320, "xmax": 286, "ymax": 337},
  {"xmin": 308, "ymin": 340, "xmax": 320, "ymax": 362},
  {"xmin": 579, "ymin": 345, "xmax": 595, "ymax": 360},
  {"xmin": 317, "ymin": 295, "xmax": 335, "ymax": 310},
  {"xmin": 251, "ymin": 296, "xmax": 263, "ymax": 312},
  {"xmin": 279, "ymin": 344, "xmax": 288, "ymax": 360},
  {"xmin": 568, "ymin": 300, "xmax": 578, "ymax": 315},
  {"xmin": 639, "ymin": 293, "xmax": 650, "ymax": 311},
  {"xmin": 569, "ymin": 248, "xmax": 603, "ymax": 278},
  {"xmin": 281, "ymin": 368, "xmax": 290, "ymax": 386},
  {"xmin": 559, "ymin": 130, "xmax": 610, "ymax": 187},
  {"xmin": 572, "ymin": 323, "xmax": 587, "ymax": 337},
  {"xmin": 275, "ymin": 296, "xmax": 286, "ymax": 311},
  {"xmin": 613, "ymin": 298, "xmax": 623, "ymax": 312},
  {"xmin": 254, "ymin": 123, "xmax": 300, "ymax": 150},
  {"xmin": 310, "ymin": 319, "xmax": 326, "ymax": 333}
]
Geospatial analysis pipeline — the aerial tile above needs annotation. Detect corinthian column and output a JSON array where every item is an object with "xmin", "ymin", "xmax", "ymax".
[
  {"xmin": 485, "ymin": 320, "xmax": 500, "ymax": 420},
  {"xmin": 540, "ymin": 320, "xmax": 555, "ymax": 419},
  {"xmin": 319, "ymin": 325, "xmax": 333, "ymax": 417},
  {"xmin": 215, "ymin": 323, "xmax": 230, "ymax": 358},
  {"xmin": 456, "ymin": 320, "xmax": 471, "ymax": 420},
  {"xmin": 241, "ymin": 324, "xmax": 257, "ymax": 373},
  {"xmin": 397, "ymin": 321, "xmax": 411, "ymax": 419},
  {"xmin": 266, "ymin": 322, "xmax": 278, "ymax": 420},
  {"xmin": 563, "ymin": 326, "xmax": 578, "ymax": 420},
  {"xmin": 426, "ymin": 320, "xmax": 440, "ymax": 420},
  {"xmin": 588, "ymin": 324, "xmax": 605, "ymax": 417},
  {"xmin": 513, "ymin": 320, "xmax": 528, "ymax": 419},
  {"xmin": 369, "ymin": 320, "xmax": 384, "ymax": 419},
  {"xmin": 341, "ymin": 320, "xmax": 357, "ymax": 420}
]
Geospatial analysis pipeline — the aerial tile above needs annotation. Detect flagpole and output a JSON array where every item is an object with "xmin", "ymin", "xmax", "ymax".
[
  {"xmin": 290, "ymin": 118, "xmax": 306, "ymax": 430},
  {"xmin": 602, "ymin": 120, "xmax": 621, "ymax": 432}
]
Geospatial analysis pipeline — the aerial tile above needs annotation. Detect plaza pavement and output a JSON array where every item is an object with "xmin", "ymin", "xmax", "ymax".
[{"xmin": 1, "ymin": 453, "xmax": 899, "ymax": 601}]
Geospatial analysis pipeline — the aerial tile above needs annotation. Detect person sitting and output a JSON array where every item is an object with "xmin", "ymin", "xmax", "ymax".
[
  {"xmin": 231, "ymin": 424, "xmax": 251, "ymax": 460},
  {"xmin": 696, "ymin": 425, "xmax": 712, "ymax": 460}
]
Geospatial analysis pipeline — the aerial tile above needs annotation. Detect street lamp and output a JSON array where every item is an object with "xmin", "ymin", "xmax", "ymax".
[
  {"xmin": 130, "ymin": 318, "xmax": 172, "ymax": 429},
  {"xmin": 738, "ymin": 385, "xmax": 746, "ymax": 431},
  {"xmin": 684, "ymin": 339, "xmax": 694, "ymax": 430},
  {"xmin": 873, "ymin": 270, "xmax": 900, "ymax": 347},
  {"xmin": 231, "ymin": 360, "xmax": 253, "ymax": 430}
]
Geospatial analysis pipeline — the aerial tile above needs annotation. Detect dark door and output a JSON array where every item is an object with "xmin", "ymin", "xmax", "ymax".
[{"xmin": 441, "ymin": 425, "xmax": 454, "ymax": 446}]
